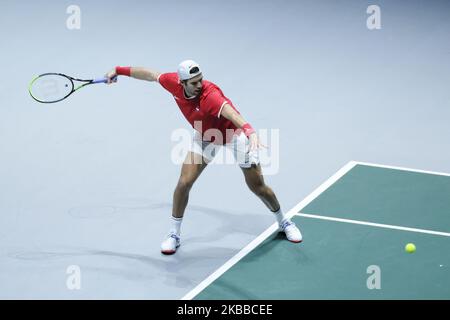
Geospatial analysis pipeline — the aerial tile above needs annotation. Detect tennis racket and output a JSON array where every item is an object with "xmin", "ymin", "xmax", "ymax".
[{"xmin": 28, "ymin": 73, "xmax": 117, "ymax": 103}]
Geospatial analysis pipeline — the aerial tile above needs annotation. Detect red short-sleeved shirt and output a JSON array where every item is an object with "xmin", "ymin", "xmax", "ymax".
[{"xmin": 158, "ymin": 72, "xmax": 239, "ymax": 144}]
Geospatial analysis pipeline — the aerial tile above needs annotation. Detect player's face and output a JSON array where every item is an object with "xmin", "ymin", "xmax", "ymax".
[{"xmin": 183, "ymin": 74, "xmax": 203, "ymax": 97}]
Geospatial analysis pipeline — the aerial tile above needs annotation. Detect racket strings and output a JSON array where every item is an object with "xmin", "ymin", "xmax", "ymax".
[{"xmin": 29, "ymin": 74, "xmax": 74, "ymax": 103}]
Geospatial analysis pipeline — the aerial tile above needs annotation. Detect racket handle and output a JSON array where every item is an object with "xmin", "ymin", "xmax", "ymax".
[{"xmin": 92, "ymin": 76, "xmax": 118, "ymax": 84}]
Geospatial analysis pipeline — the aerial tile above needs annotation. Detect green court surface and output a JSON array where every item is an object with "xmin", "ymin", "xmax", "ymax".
[{"xmin": 189, "ymin": 163, "xmax": 450, "ymax": 299}]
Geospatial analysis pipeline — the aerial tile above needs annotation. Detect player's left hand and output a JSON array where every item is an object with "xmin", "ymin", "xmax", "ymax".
[{"xmin": 248, "ymin": 133, "xmax": 267, "ymax": 152}]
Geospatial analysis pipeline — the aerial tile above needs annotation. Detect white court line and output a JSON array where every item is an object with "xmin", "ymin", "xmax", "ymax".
[
  {"xmin": 181, "ymin": 160, "xmax": 450, "ymax": 300},
  {"xmin": 354, "ymin": 161, "xmax": 450, "ymax": 177},
  {"xmin": 296, "ymin": 213, "xmax": 450, "ymax": 237},
  {"xmin": 181, "ymin": 160, "xmax": 359, "ymax": 300}
]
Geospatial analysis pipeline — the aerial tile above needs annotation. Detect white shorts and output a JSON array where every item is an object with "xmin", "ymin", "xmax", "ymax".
[{"xmin": 189, "ymin": 130, "xmax": 260, "ymax": 168}]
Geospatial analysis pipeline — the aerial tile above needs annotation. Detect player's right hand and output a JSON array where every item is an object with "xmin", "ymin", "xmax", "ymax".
[{"xmin": 105, "ymin": 69, "xmax": 118, "ymax": 84}]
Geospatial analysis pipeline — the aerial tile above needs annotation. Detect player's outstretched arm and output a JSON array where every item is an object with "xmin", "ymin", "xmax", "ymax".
[{"xmin": 105, "ymin": 66, "xmax": 161, "ymax": 84}]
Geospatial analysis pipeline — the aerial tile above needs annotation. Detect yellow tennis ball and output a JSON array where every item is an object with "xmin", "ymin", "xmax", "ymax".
[{"xmin": 405, "ymin": 243, "xmax": 416, "ymax": 253}]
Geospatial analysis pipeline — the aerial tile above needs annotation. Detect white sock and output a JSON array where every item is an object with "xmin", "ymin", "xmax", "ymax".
[
  {"xmin": 273, "ymin": 208, "xmax": 287, "ymax": 225},
  {"xmin": 170, "ymin": 216, "xmax": 183, "ymax": 235}
]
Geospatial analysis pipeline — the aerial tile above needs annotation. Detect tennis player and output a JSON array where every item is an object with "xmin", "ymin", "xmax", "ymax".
[{"xmin": 105, "ymin": 60, "xmax": 302, "ymax": 254}]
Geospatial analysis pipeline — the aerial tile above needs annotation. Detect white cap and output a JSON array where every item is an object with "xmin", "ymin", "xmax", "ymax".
[{"xmin": 177, "ymin": 59, "xmax": 202, "ymax": 81}]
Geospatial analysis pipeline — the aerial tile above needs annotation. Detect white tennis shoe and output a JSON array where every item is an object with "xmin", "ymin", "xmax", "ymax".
[
  {"xmin": 280, "ymin": 219, "xmax": 303, "ymax": 243},
  {"xmin": 161, "ymin": 232, "xmax": 181, "ymax": 255}
]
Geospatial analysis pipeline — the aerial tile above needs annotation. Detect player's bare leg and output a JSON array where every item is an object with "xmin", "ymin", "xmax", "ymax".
[
  {"xmin": 241, "ymin": 164, "xmax": 303, "ymax": 243},
  {"xmin": 241, "ymin": 164, "xmax": 280, "ymax": 212},
  {"xmin": 173, "ymin": 152, "xmax": 208, "ymax": 218},
  {"xmin": 161, "ymin": 151, "xmax": 207, "ymax": 254}
]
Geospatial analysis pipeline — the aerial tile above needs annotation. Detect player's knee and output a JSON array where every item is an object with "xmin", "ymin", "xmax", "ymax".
[
  {"xmin": 176, "ymin": 177, "xmax": 195, "ymax": 193},
  {"xmin": 248, "ymin": 182, "xmax": 266, "ymax": 196}
]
